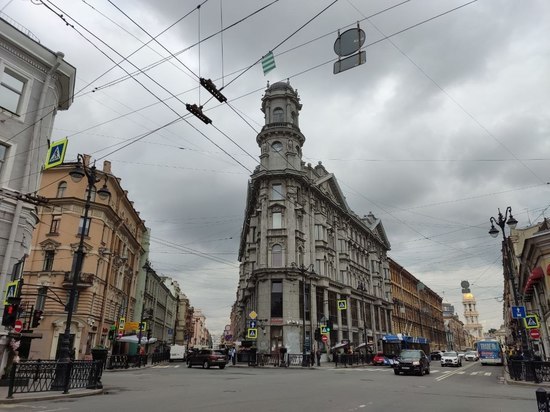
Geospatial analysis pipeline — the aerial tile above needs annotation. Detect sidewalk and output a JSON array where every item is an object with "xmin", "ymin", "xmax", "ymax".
[{"xmin": 0, "ymin": 386, "xmax": 103, "ymax": 404}]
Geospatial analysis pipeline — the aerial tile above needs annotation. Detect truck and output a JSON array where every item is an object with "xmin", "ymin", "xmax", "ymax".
[{"xmin": 169, "ymin": 344, "xmax": 187, "ymax": 362}]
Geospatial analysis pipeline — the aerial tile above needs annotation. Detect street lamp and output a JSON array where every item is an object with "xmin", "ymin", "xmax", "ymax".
[
  {"xmin": 358, "ymin": 281, "xmax": 368, "ymax": 346},
  {"xmin": 58, "ymin": 155, "xmax": 110, "ymax": 362},
  {"xmin": 292, "ymin": 263, "xmax": 315, "ymax": 367},
  {"xmin": 488, "ymin": 207, "xmax": 526, "ymax": 351}
]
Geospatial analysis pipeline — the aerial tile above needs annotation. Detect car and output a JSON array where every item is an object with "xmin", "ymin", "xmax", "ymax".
[
  {"xmin": 187, "ymin": 349, "xmax": 227, "ymax": 369},
  {"xmin": 464, "ymin": 351, "xmax": 479, "ymax": 361},
  {"xmin": 441, "ymin": 351, "xmax": 462, "ymax": 367},
  {"xmin": 372, "ymin": 352, "xmax": 386, "ymax": 365},
  {"xmin": 394, "ymin": 349, "xmax": 430, "ymax": 376},
  {"xmin": 430, "ymin": 351, "xmax": 442, "ymax": 361},
  {"xmin": 457, "ymin": 351, "xmax": 466, "ymax": 360}
]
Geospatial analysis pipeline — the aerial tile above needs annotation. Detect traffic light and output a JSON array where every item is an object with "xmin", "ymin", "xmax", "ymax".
[
  {"xmin": 2, "ymin": 304, "xmax": 19, "ymax": 327},
  {"xmin": 108, "ymin": 326, "xmax": 115, "ymax": 340},
  {"xmin": 147, "ymin": 329, "xmax": 152, "ymax": 340},
  {"xmin": 314, "ymin": 328, "xmax": 321, "ymax": 341},
  {"xmin": 31, "ymin": 309, "xmax": 43, "ymax": 328},
  {"xmin": 186, "ymin": 104, "xmax": 212, "ymax": 124},
  {"xmin": 326, "ymin": 319, "xmax": 333, "ymax": 333}
]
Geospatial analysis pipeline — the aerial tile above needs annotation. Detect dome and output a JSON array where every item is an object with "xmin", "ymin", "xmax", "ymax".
[{"xmin": 267, "ymin": 81, "xmax": 295, "ymax": 93}]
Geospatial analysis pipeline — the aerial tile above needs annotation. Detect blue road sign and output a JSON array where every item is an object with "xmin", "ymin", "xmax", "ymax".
[
  {"xmin": 511, "ymin": 306, "xmax": 526, "ymax": 319},
  {"xmin": 250, "ymin": 320, "xmax": 257, "ymax": 328}
]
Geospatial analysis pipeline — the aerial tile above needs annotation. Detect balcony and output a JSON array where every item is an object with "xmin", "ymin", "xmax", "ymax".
[{"xmin": 62, "ymin": 272, "xmax": 94, "ymax": 289}]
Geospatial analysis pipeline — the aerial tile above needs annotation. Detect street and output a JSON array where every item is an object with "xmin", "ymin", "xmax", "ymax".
[{"xmin": 0, "ymin": 361, "xmax": 538, "ymax": 412}]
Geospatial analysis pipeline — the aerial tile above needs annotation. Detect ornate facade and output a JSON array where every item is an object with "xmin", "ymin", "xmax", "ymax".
[{"xmin": 233, "ymin": 81, "xmax": 392, "ymax": 355}]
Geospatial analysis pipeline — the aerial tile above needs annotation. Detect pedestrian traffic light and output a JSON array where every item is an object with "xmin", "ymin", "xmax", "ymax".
[
  {"xmin": 314, "ymin": 328, "xmax": 321, "ymax": 341},
  {"xmin": 31, "ymin": 309, "xmax": 43, "ymax": 328},
  {"xmin": 108, "ymin": 326, "xmax": 115, "ymax": 340},
  {"xmin": 147, "ymin": 329, "xmax": 152, "ymax": 340},
  {"xmin": 326, "ymin": 319, "xmax": 333, "ymax": 332},
  {"xmin": 2, "ymin": 304, "xmax": 19, "ymax": 327}
]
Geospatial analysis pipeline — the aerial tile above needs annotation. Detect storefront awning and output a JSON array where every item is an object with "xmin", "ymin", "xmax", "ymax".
[{"xmin": 530, "ymin": 266, "xmax": 544, "ymax": 281}]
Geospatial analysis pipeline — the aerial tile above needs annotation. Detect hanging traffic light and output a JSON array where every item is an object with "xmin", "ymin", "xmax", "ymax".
[
  {"xmin": 199, "ymin": 78, "xmax": 227, "ymax": 103},
  {"xmin": 31, "ymin": 309, "xmax": 43, "ymax": 328},
  {"xmin": 186, "ymin": 104, "xmax": 212, "ymax": 124},
  {"xmin": 2, "ymin": 304, "xmax": 19, "ymax": 327}
]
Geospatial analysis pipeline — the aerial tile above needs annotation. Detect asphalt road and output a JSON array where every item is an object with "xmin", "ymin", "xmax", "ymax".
[{"xmin": 0, "ymin": 360, "xmax": 539, "ymax": 412}]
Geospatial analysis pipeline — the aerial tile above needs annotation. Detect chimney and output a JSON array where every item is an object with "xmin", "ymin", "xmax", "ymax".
[{"xmin": 103, "ymin": 160, "xmax": 111, "ymax": 174}]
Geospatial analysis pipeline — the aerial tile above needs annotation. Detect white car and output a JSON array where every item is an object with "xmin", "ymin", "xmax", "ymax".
[
  {"xmin": 464, "ymin": 351, "xmax": 479, "ymax": 361},
  {"xmin": 441, "ymin": 351, "xmax": 462, "ymax": 367}
]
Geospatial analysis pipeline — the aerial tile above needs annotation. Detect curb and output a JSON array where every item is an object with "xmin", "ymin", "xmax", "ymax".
[{"xmin": 0, "ymin": 388, "xmax": 103, "ymax": 404}]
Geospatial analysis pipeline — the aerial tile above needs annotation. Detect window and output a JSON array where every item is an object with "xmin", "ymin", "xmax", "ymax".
[
  {"xmin": 56, "ymin": 182, "xmax": 67, "ymax": 198},
  {"xmin": 271, "ymin": 244, "xmax": 282, "ymax": 267},
  {"xmin": 273, "ymin": 107, "xmax": 284, "ymax": 122},
  {"xmin": 0, "ymin": 144, "xmax": 7, "ymax": 175},
  {"xmin": 43, "ymin": 250, "xmax": 55, "ymax": 271},
  {"xmin": 0, "ymin": 67, "xmax": 26, "ymax": 114},
  {"xmin": 78, "ymin": 217, "xmax": 91, "ymax": 236},
  {"xmin": 271, "ymin": 184, "xmax": 283, "ymax": 200},
  {"xmin": 315, "ymin": 225, "xmax": 324, "ymax": 240},
  {"xmin": 272, "ymin": 212, "xmax": 282, "ymax": 229},
  {"xmin": 36, "ymin": 286, "xmax": 47, "ymax": 311},
  {"xmin": 299, "ymin": 281, "xmax": 311, "ymax": 321},
  {"xmin": 50, "ymin": 215, "xmax": 61, "ymax": 234},
  {"xmin": 271, "ymin": 280, "xmax": 283, "ymax": 317}
]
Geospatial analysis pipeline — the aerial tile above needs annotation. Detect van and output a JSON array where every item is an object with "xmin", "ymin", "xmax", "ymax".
[{"xmin": 169, "ymin": 344, "xmax": 187, "ymax": 362}]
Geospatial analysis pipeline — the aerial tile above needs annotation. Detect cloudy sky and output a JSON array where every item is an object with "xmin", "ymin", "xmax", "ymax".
[{"xmin": 2, "ymin": 0, "xmax": 549, "ymax": 336}]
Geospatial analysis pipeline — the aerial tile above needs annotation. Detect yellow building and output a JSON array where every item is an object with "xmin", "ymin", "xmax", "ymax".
[{"xmin": 21, "ymin": 156, "xmax": 147, "ymax": 360}]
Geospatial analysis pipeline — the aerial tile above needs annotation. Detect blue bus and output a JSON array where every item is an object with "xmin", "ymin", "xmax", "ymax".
[{"xmin": 475, "ymin": 340, "xmax": 503, "ymax": 365}]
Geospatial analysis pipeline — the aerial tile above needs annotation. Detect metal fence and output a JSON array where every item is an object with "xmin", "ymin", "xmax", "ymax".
[
  {"xmin": 7, "ymin": 360, "xmax": 103, "ymax": 398},
  {"xmin": 508, "ymin": 360, "xmax": 550, "ymax": 383}
]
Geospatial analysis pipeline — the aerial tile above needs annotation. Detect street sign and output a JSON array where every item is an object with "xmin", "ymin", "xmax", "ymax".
[
  {"xmin": 14, "ymin": 320, "xmax": 23, "ymax": 333},
  {"xmin": 249, "ymin": 311, "xmax": 257, "ymax": 319},
  {"xmin": 247, "ymin": 328, "xmax": 257, "ymax": 339},
  {"xmin": 118, "ymin": 317, "xmax": 125, "ymax": 330},
  {"xmin": 320, "ymin": 326, "xmax": 330, "ymax": 334},
  {"xmin": 530, "ymin": 329, "xmax": 541, "ymax": 340},
  {"xmin": 250, "ymin": 320, "xmax": 257, "ymax": 328},
  {"xmin": 44, "ymin": 137, "xmax": 68, "ymax": 170},
  {"xmin": 3, "ymin": 280, "xmax": 20, "ymax": 305},
  {"xmin": 321, "ymin": 335, "xmax": 328, "ymax": 343},
  {"xmin": 524, "ymin": 314, "xmax": 540, "ymax": 329},
  {"xmin": 511, "ymin": 306, "xmax": 526, "ymax": 319},
  {"xmin": 337, "ymin": 300, "xmax": 347, "ymax": 310}
]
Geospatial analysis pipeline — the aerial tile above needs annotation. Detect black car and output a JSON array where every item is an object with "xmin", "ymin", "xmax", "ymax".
[
  {"xmin": 394, "ymin": 349, "xmax": 430, "ymax": 376},
  {"xmin": 187, "ymin": 349, "xmax": 227, "ymax": 369}
]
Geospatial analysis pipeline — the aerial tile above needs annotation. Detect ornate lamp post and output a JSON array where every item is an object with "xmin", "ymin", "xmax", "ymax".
[
  {"xmin": 292, "ymin": 263, "xmax": 315, "ymax": 367},
  {"xmin": 358, "ymin": 282, "xmax": 368, "ymax": 346},
  {"xmin": 58, "ymin": 155, "xmax": 110, "ymax": 362},
  {"xmin": 488, "ymin": 207, "xmax": 526, "ymax": 351}
]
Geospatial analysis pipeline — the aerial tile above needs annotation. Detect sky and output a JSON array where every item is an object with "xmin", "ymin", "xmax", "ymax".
[{"xmin": 2, "ymin": 0, "xmax": 549, "ymax": 336}]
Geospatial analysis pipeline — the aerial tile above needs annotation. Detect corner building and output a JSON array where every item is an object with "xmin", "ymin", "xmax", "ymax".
[{"xmin": 235, "ymin": 82, "xmax": 392, "ymax": 355}]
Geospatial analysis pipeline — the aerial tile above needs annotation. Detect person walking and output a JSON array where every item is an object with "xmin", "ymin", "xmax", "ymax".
[{"xmin": 316, "ymin": 348, "xmax": 321, "ymax": 367}]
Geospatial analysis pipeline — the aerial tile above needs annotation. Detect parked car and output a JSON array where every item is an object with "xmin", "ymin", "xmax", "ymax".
[
  {"xmin": 169, "ymin": 344, "xmax": 187, "ymax": 362},
  {"xmin": 441, "ymin": 351, "xmax": 462, "ymax": 367},
  {"xmin": 187, "ymin": 349, "xmax": 227, "ymax": 369},
  {"xmin": 457, "ymin": 351, "xmax": 466, "ymax": 360},
  {"xmin": 372, "ymin": 352, "xmax": 386, "ymax": 365},
  {"xmin": 394, "ymin": 349, "xmax": 430, "ymax": 376},
  {"xmin": 464, "ymin": 351, "xmax": 479, "ymax": 361},
  {"xmin": 430, "ymin": 351, "xmax": 442, "ymax": 361}
]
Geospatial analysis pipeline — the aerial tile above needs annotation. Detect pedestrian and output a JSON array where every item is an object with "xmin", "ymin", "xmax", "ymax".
[
  {"xmin": 316, "ymin": 348, "xmax": 321, "ymax": 367},
  {"xmin": 231, "ymin": 347, "xmax": 236, "ymax": 365}
]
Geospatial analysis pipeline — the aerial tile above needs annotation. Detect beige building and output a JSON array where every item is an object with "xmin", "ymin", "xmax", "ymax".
[
  {"xmin": 190, "ymin": 309, "xmax": 209, "ymax": 347},
  {"xmin": 21, "ymin": 156, "xmax": 147, "ymax": 360},
  {"xmin": 389, "ymin": 258, "xmax": 446, "ymax": 351}
]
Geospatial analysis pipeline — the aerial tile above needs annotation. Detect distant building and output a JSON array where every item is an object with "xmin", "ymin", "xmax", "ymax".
[
  {"xmin": 390, "ymin": 258, "xmax": 446, "ymax": 350},
  {"xmin": 232, "ymin": 81, "xmax": 392, "ymax": 354},
  {"xmin": 462, "ymin": 292, "xmax": 483, "ymax": 340},
  {"xmin": 443, "ymin": 302, "xmax": 467, "ymax": 351}
]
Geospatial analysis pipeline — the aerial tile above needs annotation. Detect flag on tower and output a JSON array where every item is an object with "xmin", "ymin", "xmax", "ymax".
[{"xmin": 261, "ymin": 51, "xmax": 276, "ymax": 75}]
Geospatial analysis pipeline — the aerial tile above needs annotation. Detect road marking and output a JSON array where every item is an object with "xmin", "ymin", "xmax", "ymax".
[
  {"xmin": 484, "ymin": 372, "xmax": 492, "ymax": 376},
  {"xmin": 435, "ymin": 362, "xmax": 477, "ymax": 381},
  {"xmin": 457, "ymin": 371, "xmax": 465, "ymax": 374},
  {"xmin": 471, "ymin": 372, "xmax": 479, "ymax": 375}
]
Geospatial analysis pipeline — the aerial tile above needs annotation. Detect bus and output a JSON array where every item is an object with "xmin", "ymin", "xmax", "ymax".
[{"xmin": 475, "ymin": 340, "xmax": 503, "ymax": 365}]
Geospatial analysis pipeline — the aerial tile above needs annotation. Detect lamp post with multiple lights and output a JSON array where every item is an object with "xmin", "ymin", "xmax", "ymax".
[
  {"xmin": 488, "ymin": 207, "xmax": 526, "ymax": 351},
  {"xmin": 57, "ymin": 155, "xmax": 111, "ymax": 362}
]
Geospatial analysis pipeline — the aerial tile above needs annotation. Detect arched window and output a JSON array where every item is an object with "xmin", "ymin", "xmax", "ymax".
[
  {"xmin": 56, "ymin": 181, "xmax": 67, "ymax": 198},
  {"xmin": 272, "ymin": 244, "xmax": 282, "ymax": 267},
  {"xmin": 273, "ymin": 107, "xmax": 284, "ymax": 122}
]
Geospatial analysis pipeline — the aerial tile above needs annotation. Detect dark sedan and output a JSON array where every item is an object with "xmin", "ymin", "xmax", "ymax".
[
  {"xmin": 187, "ymin": 349, "xmax": 227, "ymax": 369},
  {"xmin": 394, "ymin": 349, "xmax": 430, "ymax": 376}
]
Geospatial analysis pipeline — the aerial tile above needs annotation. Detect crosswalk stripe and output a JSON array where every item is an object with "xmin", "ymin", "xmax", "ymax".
[
  {"xmin": 457, "ymin": 371, "xmax": 465, "ymax": 374},
  {"xmin": 471, "ymin": 372, "xmax": 479, "ymax": 375},
  {"xmin": 484, "ymin": 372, "xmax": 491, "ymax": 376}
]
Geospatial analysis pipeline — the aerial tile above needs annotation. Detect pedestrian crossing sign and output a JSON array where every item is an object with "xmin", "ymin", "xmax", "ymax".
[
  {"xmin": 337, "ymin": 300, "xmax": 347, "ymax": 310},
  {"xmin": 3, "ymin": 280, "xmax": 20, "ymax": 305},
  {"xmin": 524, "ymin": 314, "xmax": 540, "ymax": 329},
  {"xmin": 44, "ymin": 138, "xmax": 68, "ymax": 170},
  {"xmin": 247, "ymin": 328, "xmax": 258, "ymax": 339}
]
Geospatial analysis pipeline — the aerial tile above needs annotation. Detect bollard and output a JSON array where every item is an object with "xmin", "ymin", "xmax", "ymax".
[{"xmin": 536, "ymin": 388, "xmax": 549, "ymax": 412}]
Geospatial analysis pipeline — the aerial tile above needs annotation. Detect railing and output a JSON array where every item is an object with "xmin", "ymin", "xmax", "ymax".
[
  {"xmin": 334, "ymin": 353, "xmax": 369, "ymax": 367},
  {"xmin": 106, "ymin": 354, "xmax": 148, "ymax": 369},
  {"xmin": 7, "ymin": 360, "xmax": 103, "ymax": 398},
  {"xmin": 508, "ymin": 360, "xmax": 550, "ymax": 383},
  {"xmin": 151, "ymin": 352, "xmax": 170, "ymax": 365}
]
